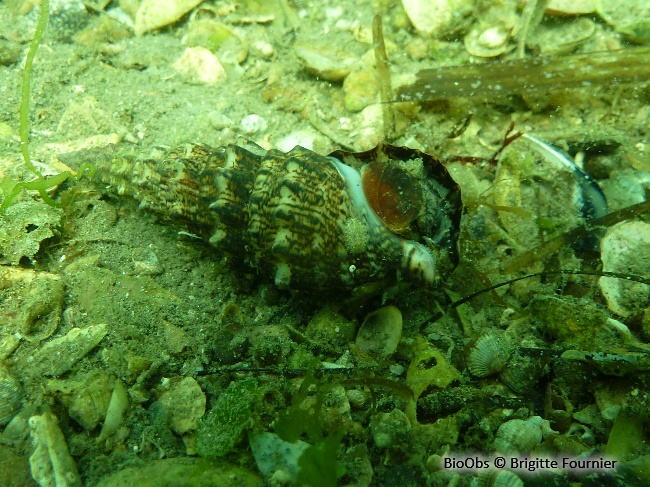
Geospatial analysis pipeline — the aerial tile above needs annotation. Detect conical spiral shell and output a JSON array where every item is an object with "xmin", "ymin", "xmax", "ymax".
[{"xmin": 60, "ymin": 142, "xmax": 463, "ymax": 291}]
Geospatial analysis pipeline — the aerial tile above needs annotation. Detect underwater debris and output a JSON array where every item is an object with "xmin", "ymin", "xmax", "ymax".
[
  {"xmin": 397, "ymin": 47, "xmax": 650, "ymax": 101},
  {"xmin": 93, "ymin": 458, "xmax": 263, "ymax": 487},
  {"xmin": 599, "ymin": 221, "xmax": 650, "ymax": 317},
  {"xmin": 97, "ymin": 379, "xmax": 129, "ymax": 444},
  {"xmin": 355, "ymin": 306, "xmax": 403, "ymax": 360},
  {"xmin": 134, "ymin": 0, "xmax": 202, "ymax": 36},
  {"xmin": 28, "ymin": 412, "xmax": 81, "ymax": 487},
  {"xmin": 0, "ymin": 366, "xmax": 22, "ymax": 428},
  {"xmin": 195, "ymin": 377, "xmax": 260, "ymax": 458},
  {"xmin": 0, "ymin": 201, "xmax": 64, "ymax": 265},
  {"xmin": 25, "ymin": 324, "xmax": 108, "ymax": 378}
]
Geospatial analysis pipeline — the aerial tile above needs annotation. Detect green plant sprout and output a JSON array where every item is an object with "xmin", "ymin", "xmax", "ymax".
[{"xmin": 1, "ymin": 0, "xmax": 92, "ymax": 212}]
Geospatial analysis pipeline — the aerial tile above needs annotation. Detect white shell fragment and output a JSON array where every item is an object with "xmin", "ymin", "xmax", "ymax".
[
  {"xmin": 401, "ymin": 0, "xmax": 471, "ymax": 37},
  {"xmin": 355, "ymin": 306, "xmax": 403, "ymax": 360},
  {"xmin": 599, "ymin": 221, "xmax": 650, "ymax": 317},
  {"xmin": 294, "ymin": 45, "xmax": 357, "ymax": 82},
  {"xmin": 97, "ymin": 379, "xmax": 129, "ymax": 443},
  {"xmin": 464, "ymin": 25, "xmax": 511, "ymax": 58},
  {"xmin": 173, "ymin": 47, "xmax": 227, "ymax": 85},
  {"xmin": 156, "ymin": 377, "xmax": 206, "ymax": 434},
  {"xmin": 28, "ymin": 324, "xmax": 108, "ymax": 377},
  {"xmin": 240, "ymin": 114, "xmax": 268, "ymax": 135},
  {"xmin": 134, "ymin": 0, "xmax": 203, "ymax": 36},
  {"xmin": 29, "ymin": 412, "xmax": 82, "ymax": 487},
  {"xmin": 547, "ymin": 0, "xmax": 597, "ymax": 15},
  {"xmin": 45, "ymin": 371, "xmax": 113, "ymax": 431}
]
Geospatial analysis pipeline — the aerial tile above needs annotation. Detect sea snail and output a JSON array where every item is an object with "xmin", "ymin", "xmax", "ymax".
[{"xmin": 59, "ymin": 141, "xmax": 462, "ymax": 291}]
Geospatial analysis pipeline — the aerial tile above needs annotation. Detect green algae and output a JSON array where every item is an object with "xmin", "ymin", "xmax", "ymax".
[{"xmin": 195, "ymin": 377, "xmax": 261, "ymax": 458}]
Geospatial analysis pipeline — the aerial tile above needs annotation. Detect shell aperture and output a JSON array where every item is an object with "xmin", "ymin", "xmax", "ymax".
[{"xmin": 360, "ymin": 161, "xmax": 422, "ymax": 232}]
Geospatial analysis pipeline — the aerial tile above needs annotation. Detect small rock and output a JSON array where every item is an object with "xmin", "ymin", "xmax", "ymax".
[
  {"xmin": 354, "ymin": 104, "xmax": 384, "ymax": 150},
  {"xmin": 295, "ymin": 45, "xmax": 357, "ymax": 82},
  {"xmin": 305, "ymin": 306, "xmax": 356, "ymax": 351},
  {"xmin": 207, "ymin": 111, "xmax": 235, "ymax": 130},
  {"xmin": 29, "ymin": 413, "xmax": 81, "ymax": 487},
  {"xmin": 250, "ymin": 432, "xmax": 309, "ymax": 485},
  {"xmin": 240, "ymin": 114, "xmax": 268, "ymax": 135},
  {"xmin": 343, "ymin": 67, "xmax": 378, "ymax": 112},
  {"xmin": 156, "ymin": 377, "xmax": 206, "ymax": 434},
  {"xmin": 134, "ymin": 0, "xmax": 203, "ymax": 36},
  {"xmin": 600, "ymin": 221, "xmax": 650, "ymax": 317},
  {"xmin": 132, "ymin": 248, "xmax": 164, "ymax": 276},
  {"xmin": 252, "ymin": 41, "xmax": 275, "ymax": 60},
  {"xmin": 250, "ymin": 326, "xmax": 290, "ymax": 366},
  {"xmin": 0, "ymin": 39, "xmax": 22, "ymax": 66},
  {"xmin": 173, "ymin": 47, "xmax": 227, "ymax": 84},
  {"xmin": 275, "ymin": 130, "xmax": 324, "ymax": 153},
  {"xmin": 369, "ymin": 408, "xmax": 411, "ymax": 448},
  {"xmin": 401, "ymin": 0, "xmax": 472, "ymax": 37},
  {"xmin": 27, "ymin": 324, "xmax": 108, "ymax": 377},
  {"xmin": 46, "ymin": 370, "xmax": 113, "ymax": 430}
]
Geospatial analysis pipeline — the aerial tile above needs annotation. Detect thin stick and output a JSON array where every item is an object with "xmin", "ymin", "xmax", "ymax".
[
  {"xmin": 397, "ymin": 47, "xmax": 650, "ymax": 102},
  {"xmin": 372, "ymin": 15, "xmax": 395, "ymax": 140}
]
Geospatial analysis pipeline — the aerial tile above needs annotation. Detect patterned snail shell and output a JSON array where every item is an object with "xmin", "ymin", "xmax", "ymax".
[{"xmin": 59, "ymin": 141, "xmax": 462, "ymax": 291}]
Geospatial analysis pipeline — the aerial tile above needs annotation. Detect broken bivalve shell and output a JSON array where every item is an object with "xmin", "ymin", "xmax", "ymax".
[
  {"xmin": 29, "ymin": 412, "xmax": 82, "ymax": 487},
  {"xmin": 498, "ymin": 350, "xmax": 547, "ymax": 394},
  {"xmin": 355, "ymin": 306, "xmax": 403, "ymax": 360}
]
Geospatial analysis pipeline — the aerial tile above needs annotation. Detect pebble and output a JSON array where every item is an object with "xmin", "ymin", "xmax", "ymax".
[
  {"xmin": 156, "ymin": 377, "xmax": 206, "ymax": 434},
  {"xmin": 134, "ymin": 0, "xmax": 202, "ymax": 36},
  {"xmin": 275, "ymin": 130, "xmax": 323, "ymax": 153},
  {"xmin": 295, "ymin": 45, "xmax": 357, "ymax": 82},
  {"xmin": 343, "ymin": 67, "xmax": 378, "ymax": 112},
  {"xmin": 546, "ymin": 0, "xmax": 597, "ymax": 15},
  {"xmin": 401, "ymin": 0, "xmax": 472, "ymax": 37},
  {"xmin": 369, "ymin": 408, "xmax": 411, "ymax": 448},
  {"xmin": 207, "ymin": 111, "xmax": 235, "ymax": 130},
  {"xmin": 26, "ymin": 324, "xmax": 108, "ymax": 377},
  {"xmin": 252, "ymin": 41, "xmax": 275, "ymax": 60},
  {"xmin": 240, "ymin": 114, "xmax": 268, "ymax": 135},
  {"xmin": 173, "ymin": 47, "xmax": 227, "ymax": 84},
  {"xmin": 599, "ymin": 221, "xmax": 650, "ymax": 317}
]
